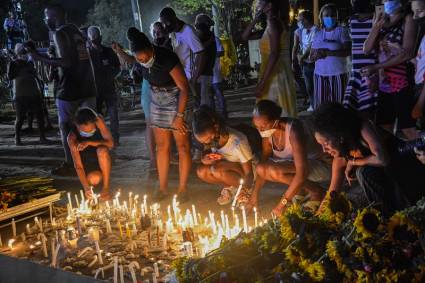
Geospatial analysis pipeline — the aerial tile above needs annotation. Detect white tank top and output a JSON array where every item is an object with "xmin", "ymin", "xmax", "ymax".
[{"xmin": 269, "ymin": 122, "xmax": 293, "ymax": 160}]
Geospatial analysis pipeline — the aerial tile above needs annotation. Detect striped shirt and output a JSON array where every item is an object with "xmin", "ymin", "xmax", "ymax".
[{"xmin": 344, "ymin": 16, "xmax": 378, "ymax": 111}]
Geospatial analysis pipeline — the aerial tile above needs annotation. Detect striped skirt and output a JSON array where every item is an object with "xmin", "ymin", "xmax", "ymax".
[
  {"xmin": 313, "ymin": 73, "xmax": 349, "ymax": 109},
  {"xmin": 150, "ymin": 85, "xmax": 193, "ymax": 131}
]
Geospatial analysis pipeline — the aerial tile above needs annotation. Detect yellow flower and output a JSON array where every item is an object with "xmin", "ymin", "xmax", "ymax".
[
  {"xmin": 326, "ymin": 240, "xmax": 354, "ymax": 279},
  {"xmin": 319, "ymin": 191, "xmax": 352, "ymax": 225},
  {"xmin": 280, "ymin": 203, "xmax": 304, "ymax": 241},
  {"xmin": 299, "ymin": 258, "xmax": 326, "ymax": 282},
  {"xmin": 285, "ymin": 247, "xmax": 300, "ymax": 265},
  {"xmin": 375, "ymin": 268, "xmax": 404, "ymax": 283},
  {"xmin": 355, "ymin": 270, "xmax": 372, "ymax": 283},
  {"xmin": 353, "ymin": 208, "xmax": 381, "ymax": 240},
  {"xmin": 387, "ymin": 212, "xmax": 420, "ymax": 242}
]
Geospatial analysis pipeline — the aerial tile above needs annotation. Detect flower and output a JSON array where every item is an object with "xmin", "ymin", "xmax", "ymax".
[
  {"xmin": 353, "ymin": 208, "xmax": 381, "ymax": 240},
  {"xmin": 387, "ymin": 212, "xmax": 419, "ymax": 242},
  {"xmin": 319, "ymin": 191, "xmax": 352, "ymax": 225},
  {"xmin": 280, "ymin": 203, "xmax": 305, "ymax": 241},
  {"xmin": 299, "ymin": 258, "xmax": 326, "ymax": 282},
  {"xmin": 285, "ymin": 247, "xmax": 301, "ymax": 265}
]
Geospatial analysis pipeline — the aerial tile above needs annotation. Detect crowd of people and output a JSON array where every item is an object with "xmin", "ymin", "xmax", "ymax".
[{"xmin": 4, "ymin": 0, "xmax": 425, "ymax": 217}]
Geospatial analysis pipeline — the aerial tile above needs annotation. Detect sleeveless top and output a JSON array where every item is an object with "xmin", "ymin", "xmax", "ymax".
[
  {"xmin": 55, "ymin": 24, "xmax": 96, "ymax": 101},
  {"xmin": 379, "ymin": 19, "xmax": 410, "ymax": 93},
  {"xmin": 269, "ymin": 122, "xmax": 293, "ymax": 160}
]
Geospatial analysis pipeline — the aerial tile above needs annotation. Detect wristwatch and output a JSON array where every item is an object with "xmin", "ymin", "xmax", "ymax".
[
  {"xmin": 280, "ymin": 198, "xmax": 288, "ymax": 207},
  {"xmin": 176, "ymin": 112, "xmax": 184, "ymax": 118}
]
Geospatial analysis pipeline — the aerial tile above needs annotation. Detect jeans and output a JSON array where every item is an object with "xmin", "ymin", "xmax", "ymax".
[
  {"xmin": 56, "ymin": 97, "xmax": 96, "ymax": 164},
  {"xmin": 212, "ymin": 82, "xmax": 226, "ymax": 117},
  {"xmin": 97, "ymin": 95, "xmax": 120, "ymax": 142},
  {"xmin": 356, "ymin": 166, "xmax": 408, "ymax": 216},
  {"xmin": 197, "ymin": 75, "xmax": 213, "ymax": 108},
  {"xmin": 302, "ymin": 62, "xmax": 315, "ymax": 106}
]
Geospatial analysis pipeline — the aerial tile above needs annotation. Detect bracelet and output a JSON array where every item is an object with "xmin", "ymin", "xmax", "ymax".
[
  {"xmin": 280, "ymin": 198, "xmax": 288, "ymax": 207},
  {"xmin": 176, "ymin": 112, "xmax": 184, "ymax": 118}
]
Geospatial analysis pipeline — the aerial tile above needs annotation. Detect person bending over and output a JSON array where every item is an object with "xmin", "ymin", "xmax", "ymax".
[
  {"xmin": 193, "ymin": 106, "xmax": 255, "ymax": 206},
  {"xmin": 68, "ymin": 108, "xmax": 114, "ymax": 201},
  {"xmin": 249, "ymin": 100, "xmax": 329, "ymax": 216}
]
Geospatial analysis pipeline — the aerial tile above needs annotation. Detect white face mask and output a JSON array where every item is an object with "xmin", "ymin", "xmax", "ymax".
[
  {"xmin": 140, "ymin": 55, "xmax": 155, "ymax": 68},
  {"xmin": 259, "ymin": 120, "xmax": 278, "ymax": 138}
]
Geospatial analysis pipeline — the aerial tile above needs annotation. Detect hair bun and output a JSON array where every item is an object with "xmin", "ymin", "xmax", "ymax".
[{"xmin": 127, "ymin": 27, "xmax": 141, "ymax": 42}]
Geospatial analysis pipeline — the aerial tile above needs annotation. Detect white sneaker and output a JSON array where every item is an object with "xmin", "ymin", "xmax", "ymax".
[{"xmin": 307, "ymin": 106, "xmax": 314, "ymax": 112}]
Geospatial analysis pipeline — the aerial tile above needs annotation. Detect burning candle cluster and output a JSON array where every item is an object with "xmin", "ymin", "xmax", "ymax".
[{"xmin": 0, "ymin": 182, "xmax": 266, "ymax": 283}]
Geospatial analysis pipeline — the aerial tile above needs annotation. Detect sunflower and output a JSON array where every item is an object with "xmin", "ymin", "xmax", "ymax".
[
  {"xmin": 326, "ymin": 240, "xmax": 353, "ymax": 278},
  {"xmin": 375, "ymin": 268, "xmax": 405, "ymax": 283},
  {"xmin": 285, "ymin": 247, "xmax": 301, "ymax": 265},
  {"xmin": 280, "ymin": 203, "xmax": 305, "ymax": 241},
  {"xmin": 319, "ymin": 191, "xmax": 352, "ymax": 225},
  {"xmin": 355, "ymin": 270, "xmax": 372, "ymax": 283},
  {"xmin": 353, "ymin": 208, "xmax": 381, "ymax": 240},
  {"xmin": 299, "ymin": 258, "xmax": 326, "ymax": 282},
  {"xmin": 387, "ymin": 212, "xmax": 420, "ymax": 242}
]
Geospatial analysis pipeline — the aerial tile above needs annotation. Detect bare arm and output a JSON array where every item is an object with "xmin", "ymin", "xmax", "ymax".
[
  {"xmin": 241, "ymin": 160, "xmax": 254, "ymax": 186},
  {"xmin": 281, "ymin": 121, "xmax": 309, "ymax": 201},
  {"xmin": 373, "ymin": 15, "xmax": 417, "ymax": 69},
  {"xmin": 350, "ymin": 122, "xmax": 389, "ymax": 167},
  {"xmin": 112, "ymin": 43, "xmax": 136, "ymax": 64},
  {"xmin": 169, "ymin": 64, "xmax": 189, "ymax": 115},
  {"xmin": 68, "ymin": 132, "xmax": 90, "ymax": 190},
  {"xmin": 292, "ymin": 31, "xmax": 300, "ymax": 63},
  {"xmin": 192, "ymin": 50, "xmax": 206, "ymax": 82},
  {"xmin": 30, "ymin": 30, "xmax": 72, "ymax": 68},
  {"xmin": 328, "ymin": 157, "xmax": 347, "ymax": 192},
  {"xmin": 363, "ymin": 15, "xmax": 385, "ymax": 55},
  {"xmin": 90, "ymin": 116, "xmax": 114, "ymax": 149},
  {"xmin": 259, "ymin": 20, "xmax": 282, "ymax": 85},
  {"xmin": 241, "ymin": 16, "xmax": 263, "ymax": 41}
]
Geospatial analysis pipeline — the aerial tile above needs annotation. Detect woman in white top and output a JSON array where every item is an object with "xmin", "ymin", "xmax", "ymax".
[
  {"xmin": 248, "ymin": 100, "xmax": 330, "ymax": 216},
  {"xmin": 193, "ymin": 106, "xmax": 255, "ymax": 205},
  {"xmin": 310, "ymin": 3, "xmax": 351, "ymax": 109}
]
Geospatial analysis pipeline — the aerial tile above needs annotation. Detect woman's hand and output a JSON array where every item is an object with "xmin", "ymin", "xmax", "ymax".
[
  {"xmin": 272, "ymin": 203, "xmax": 287, "ymax": 218},
  {"xmin": 111, "ymin": 41, "xmax": 123, "ymax": 53},
  {"xmin": 245, "ymin": 193, "xmax": 258, "ymax": 211},
  {"xmin": 412, "ymin": 102, "xmax": 424, "ymax": 120},
  {"xmin": 360, "ymin": 64, "xmax": 378, "ymax": 77},
  {"xmin": 344, "ymin": 160, "xmax": 356, "ymax": 186},
  {"xmin": 309, "ymin": 49, "xmax": 327, "ymax": 62},
  {"xmin": 373, "ymin": 14, "xmax": 387, "ymax": 31},
  {"xmin": 171, "ymin": 116, "xmax": 188, "ymax": 134},
  {"xmin": 77, "ymin": 141, "xmax": 92, "ymax": 151},
  {"xmin": 255, "ymin": 80, "xmax": 266, "ymax": 98},
  {"xmin": 201, "ymin": 153, "xmax": 221, "ymax": 165}
]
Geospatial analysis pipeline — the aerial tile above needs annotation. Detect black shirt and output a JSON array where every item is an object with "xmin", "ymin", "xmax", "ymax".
[
  {"xmin": 141, "ymin": 46, "xmax": 180, "ymax": 88},
  {"xmin": 55, "ymin": 24, "xmax": 96, "ymax": 101},
  {"xmin": 89, "ymin": 45, "xmax": 120, "ymax": 98},
  {"xmin": 200, "ymin": 33, "xmax": 217, "ymax": 76}
]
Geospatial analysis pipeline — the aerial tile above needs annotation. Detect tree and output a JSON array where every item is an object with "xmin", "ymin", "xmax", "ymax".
[{"xmin": 85, "ymin": 0, "xmax": 133, "ymax": 46}]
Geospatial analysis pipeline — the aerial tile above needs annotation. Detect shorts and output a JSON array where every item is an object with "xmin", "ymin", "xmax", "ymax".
[
  {"xmin": 80, "ymin": 147, "xmax": 101, "ymax": 173},
  {"xmin": 14, "ymin": 96, "xmax": 43, "ymax": 116},
  {"xmin": 269, "ymin": 158, "xmax": 331, "ymax": 183},
  {"xmin": 376, "ymin": 88, "xmax": 416, "ymax": 130}
]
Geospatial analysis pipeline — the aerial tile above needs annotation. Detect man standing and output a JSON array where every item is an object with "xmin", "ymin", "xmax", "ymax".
[
  {"xmin": 159, "ymin": 7, "xmax": 206, "ymax": 105},
  {"xmin": 3, "ymin": 12, "xmax": 25, "ymax": 50},
  {"xmin": 87, "ymin": 26, "xmax": 121, "ymax": 145},
  {"xmin": 27, "ymin": 4, "xmax": 97, "ymax": 175}
]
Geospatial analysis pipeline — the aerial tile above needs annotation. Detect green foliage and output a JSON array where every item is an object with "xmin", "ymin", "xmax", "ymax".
[{"xmin": 85, "ymin": 0, "xmax": 133, "ymax": 46}]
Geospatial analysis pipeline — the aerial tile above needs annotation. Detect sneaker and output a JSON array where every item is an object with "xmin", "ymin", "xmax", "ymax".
[
  {"xmin": 51, "ymin": 162, "xmax": 75, "ymax": 176},
  {"xmin": 307, "ymin": 106, "xmax": 314, "ymax": 112}
]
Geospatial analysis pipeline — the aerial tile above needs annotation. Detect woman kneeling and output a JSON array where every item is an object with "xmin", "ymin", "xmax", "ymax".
[
  {"xmin": 193, "ymin": 107, "xmax": 255, "ymax": 205},
  {"xmin": 249, "ymin": 100, "xmax": 330, "ymax": 216}
]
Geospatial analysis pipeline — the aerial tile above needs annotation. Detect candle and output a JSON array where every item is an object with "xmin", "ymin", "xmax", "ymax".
[
  {"xmin": 143, "ymin": 194, "xmax": 147, "ymax": 213},
  {"xmin": 163, "ymin": 232, "xmax": 168, "ymax": 250},
  {"xmin": 129, "ymin": 192, "xmax": 133, "ymax": 211},
  {"xmin": 154, "ymin": 262, "xmax": 160, "ymax": 277},
  {"xmin": 192, "ymin": 205, "xmax": 198, "ymax": 226},
  {"xmin": 25, "ymin": 224, "xmax": 31, "ymax": 234},
  {"xmin": 106, "ymin": 219, "xmax": 112, "ymax": 234},
  {"xmin": 67, "ymin": 192, "xmax": 73, "ymax": 210},
  {"xmin": 118, "ymin": 222, "xmax": 123, "ymax": 239},
  {"xmin": 80, "ymin": 190, "xmax": 85, "ymax": 204},
  {"xmin": 254, "ymin": 207, "xmax": 258, "ymax": 228},
  {"xmin": 21, "ymin": 233, "xmax": 26, "ymax": 242},
  {"xmin": 231, "ymin": 206, "xmax": 235, "ymax": 220},
  {"xmin": 88, "ymin": 255, "xmax": 98, "ymax": 268},
  {"xmin": 113, "ymin": 256, "xmax": 118, "ymax": 283},
  {"xmin": 7, "ymin": 239, "xmax": 15, "ymax": 250},
  {"xmin": 232, "ymin": 179, "xmax": 244, "ymax": 207},
  {"xmin": 11, "ymin": 218, "xmax": 16, "ymax": 238},
  {"xmin": 225, "ymin": 215, "xmax": 231, "ymax": 238},
  {"xmin": 209, "ymin": 211, "xmax": 217, "ymax": 234},
  {"xmin": 76, "ymin": 216, "xmax": 82, "ymax": 235},
  {"xmin": 119, "ymin": 265, "xmax": 124, "ymax": 283},
  {"xmin": 152, "ymin": 273, "xmax": 158, "ymax": 283},
  {"xmin": 220, "ymin": 211, "xmax": 225, "ymax": 230},
  {"xmin": 167, "ymin": 205, "xmax": 172, "ymax": 221},
  {"xmin": 235, "ymin": 214, "xmax": 240, "ymax": 231},
  {"xmin": 125, "ymin": 223, "xmax": 131, "ymax": 239},
  {"xmin": 115, "ymin": 192, "xmax": 121, "ymax": 208},
  {"xmin": 129, "ymin": 264, "xmax": 137, "ymax": 283},
  {"xmin": 242, "ymin": 206, "xmax": 248, "ymax": 233},
  {"xmin": 34, "ymin": 217, "xmax": 43, "ymax": 232},
  {"xmin": 74, "ymin": 194, "xmax": 79, "ymax": 208},
  {"xmin": 39, "ymin": 234, "xmax": 48, "ymax": 257}
]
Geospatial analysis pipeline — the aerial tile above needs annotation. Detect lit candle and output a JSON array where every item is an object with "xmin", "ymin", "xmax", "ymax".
[
  {"xmin": 129, "ymin": 192, "xmax": 133, "ymax": 210},
  {"xmin": 225, "ymin": 215, "xmax": 231, "ymax": 238},
  {"xmin": 80, "ymin": 190, "xmax": 85, "ymax": 204},
  {"xmin": 231, "ymin": 206, "xmax": 235, "ymax": 220},
  {"xmin": 154, "ymin": 262, "xmax": 160, "ymax": 277},
  {"xmin": 106, "ymin": 219, "xmax": 112, "ymax": 234},
  {"xmin": 34, "ymin": 217, "xmax": 43, "ymax": 232},
  {"xmin": 113, "ymin": 256, "xmax": 118, "ymax": 283},
  {"xmin": 129, "ymin": 263, "xmax": 137, "ymax": 283},
  {"xmin": 143, "ymin": 194, "xmax": 147, "ymax": 213},
  {"xmin": 209, "ymin": 211, "xmax": 217, "ymax": 234},
  {"xmin": 125, "ymin": 223, "xmax": 131, "ymax": 239},
  {"xmin": 67, "ymin": 192, "xmax": 73, "ymax": 210},
  {"xmin": 232, "ymin": 179, "xmax": 244, "ymax": 207},
  {"xmin": 220, "ymin": 211, "xmax": 225, "ymax": 230},
  {"xmin": 241, "ymin": 206, "xmax": 248, "ymax": 233},
  {"xmin": 39, "ymin": 234, "xmax": 48, "ymax": 257},
  {"xmin": 11, "ymin": 218, "xmax": 16, "ymax": 238},
  {"xmin": 118, "ymin": 222, "xmax": 123, "ymax": 239},
  {"xmin": 152, "ymin": 273, "xmax": 158, "ymax": 283},
  {"xmin": 95, "ymin": 241, "xmax": 103, "ymax": 265},
  {"xmin": 74, "ymin": 194, "xmax": 79, "ymax": 208},
  {"xmin": 119, "ymin": 264, "xmax": 124, "ymax": 283},
  {"xmin": 254, "ymin": 207, "xmax": 258, "ymax": 228},
  {"xmin": 167, "ymin": 205, "xmax": 172, "ymax": 221},
  {"xmin": 25, "ymin": 224, "xmax": 31, "ymax": 234},
  {"xmin": 7, "ymin": 239, "xmax": 15, "ymax": 250},
  {"xmin": 162, "ymin": 232, "xmax": 168, "ymax": 250},
  {"xmin": 115, "ymin": 192, "xmax": 121, "ymax": 208},
  {"xmin": 192, "ymin": 205, "xmax": 198, "ymax": 226}
]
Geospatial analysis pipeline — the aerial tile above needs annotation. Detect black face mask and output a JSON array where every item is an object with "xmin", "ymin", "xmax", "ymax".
[
  {"xmin": 45, "ymin": 18, "xmax": 56, "ymax": 31},
  {"xmin": 414, "ymin": 16, "xmax": 425, "ymax": 27}
]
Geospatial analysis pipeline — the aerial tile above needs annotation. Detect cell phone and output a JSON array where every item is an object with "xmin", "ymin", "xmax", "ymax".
[{"xmin": 375, "ymin": 5, "xmax": 384, "ymax": 19}]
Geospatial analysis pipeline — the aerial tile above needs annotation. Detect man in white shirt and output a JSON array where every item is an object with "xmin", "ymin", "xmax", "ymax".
[{"xmin": 160, "ymin": 7, "xmax": 206, "ymax": 84}]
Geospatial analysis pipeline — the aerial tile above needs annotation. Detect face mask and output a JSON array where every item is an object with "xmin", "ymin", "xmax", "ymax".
[
  {"xmin": 259, "ymin": 120, "xmax": 278, "ymax": 138},
  {"xmin": 323, "ymin": 17, "xmax": 337, "ymax": 29},
  {"xmin": 141, "ymin": 55, "xmax": 155, "ymax": 68},
  {"xmin": 384, "ymin": 0, "xmax": 401, "ymax": 16},
  {"xmin": 297, "ymin": 21, "xmax": 304, "ymax": 30},
  {"xmin": 79, "ymin": 129, "xmax": 96, "ymax": 138}
]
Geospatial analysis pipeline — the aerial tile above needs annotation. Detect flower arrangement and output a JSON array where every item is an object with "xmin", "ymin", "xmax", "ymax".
[
  {"xmin": 0, "ymin": 191, "xmax": 16, "ymax": 210},
  {"xmin": 173, "ymin": 192, "xmax": 425, "ymax": 282}
]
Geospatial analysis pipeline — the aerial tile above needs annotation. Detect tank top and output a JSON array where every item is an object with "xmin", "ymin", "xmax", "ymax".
[
  {"xmin": 269, "ymin": 122, "xmax": 293, "ymax": 160},
  {"xmin": 55, "ymin": 24, "xmax": 96, "ymax": 101}
]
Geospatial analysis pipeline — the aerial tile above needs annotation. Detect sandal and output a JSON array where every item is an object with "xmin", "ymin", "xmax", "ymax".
[
  {"xmin": 217, "ymin": 186, "xmax": 237, "ymax": 206},
  {"xmin": 236, "ymin": 188, "xmax": 252, "ymax": 208}
]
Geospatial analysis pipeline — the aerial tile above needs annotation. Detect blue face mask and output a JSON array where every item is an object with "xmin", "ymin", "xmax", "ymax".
[
  {"xmin": 79, "ymin": 129, "xmax": 96, "ymax": 138},
  {"xmin": 297, "ymin": 21, "xmax": 304, "ymax": 30},
  {"xmin": 323, "ymin": 17, "xmax": 337, "ymax": 29},
  {"xmin": 384, "ymin": 0, "xmax": 401, "ymax": 16}
]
